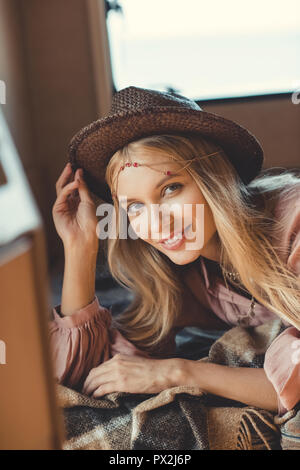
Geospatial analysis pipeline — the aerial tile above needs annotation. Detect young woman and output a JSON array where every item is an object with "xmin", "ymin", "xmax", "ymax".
[{"xmin": 49, "ymin": 86, "xmax": 300, "ymax": 417}]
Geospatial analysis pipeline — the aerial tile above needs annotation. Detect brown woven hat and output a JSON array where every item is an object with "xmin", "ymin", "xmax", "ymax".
[{"xmin": 68, "ymin": 86, "xmax": 264, "ymax": 203}]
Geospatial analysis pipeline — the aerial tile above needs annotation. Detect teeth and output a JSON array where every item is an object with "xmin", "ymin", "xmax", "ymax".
[{"xmin": 163, "ymin": 234, "xmax": 182, "ymax": 245}]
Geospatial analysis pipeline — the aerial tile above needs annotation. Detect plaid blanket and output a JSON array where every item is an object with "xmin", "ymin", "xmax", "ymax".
[
  {"xmin": 274, "ymin": 404, "xmax": 300, "ymax": 450},
  {"xmin": 55, "ymin": 318, "xmax": 294, "ymax": 450}
]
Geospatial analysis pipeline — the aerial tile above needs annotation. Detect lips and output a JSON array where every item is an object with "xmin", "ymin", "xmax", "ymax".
[
  {"xmin": 159, "ymin": 228, "xmax": 185, "ymax": 244},
  {"xmin": 158, "ymin": 224, "xmax": 192, "ymax": 247}
]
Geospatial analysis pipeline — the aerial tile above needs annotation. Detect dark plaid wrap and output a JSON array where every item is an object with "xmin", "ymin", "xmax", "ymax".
[{"xmin": 55, "ymin": 318, "xmax": 298, "ymax": 450}]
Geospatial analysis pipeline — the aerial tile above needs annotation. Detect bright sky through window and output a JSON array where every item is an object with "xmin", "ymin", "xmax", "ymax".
[{"xmin": 106, "ymin": 0, "xmax": 300, "ymax": 100}]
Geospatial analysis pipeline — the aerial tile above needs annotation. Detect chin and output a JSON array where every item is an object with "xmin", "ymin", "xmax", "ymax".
[{"xmin": 165, "ymin": 248, "xmax": 202, "ymax": 266}]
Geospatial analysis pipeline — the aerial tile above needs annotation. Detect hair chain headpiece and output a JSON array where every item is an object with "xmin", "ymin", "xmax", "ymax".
[{"xmin": 111, "ymin": 151, "xmax": 221, "ymax": 199}]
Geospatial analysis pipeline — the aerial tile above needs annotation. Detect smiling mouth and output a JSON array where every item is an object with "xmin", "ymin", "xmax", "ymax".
[{"xmin": 159, "ymin": 224, "xmax": 192, "ymax": 247}]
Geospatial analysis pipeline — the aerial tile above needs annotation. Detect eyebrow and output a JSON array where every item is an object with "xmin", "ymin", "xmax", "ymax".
[{"xmin": 124, "ymin": 173, "xmax": 181, "ymax": 205}]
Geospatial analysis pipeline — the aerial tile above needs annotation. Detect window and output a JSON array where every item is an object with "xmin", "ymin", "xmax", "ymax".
[{"xmin": 106, "ymin": 0, "xmax": 300, "ymax": 100}]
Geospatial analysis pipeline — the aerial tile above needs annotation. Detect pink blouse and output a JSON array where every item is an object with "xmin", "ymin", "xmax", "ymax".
[{"xmin": 48, "ymin": 182, "xmax": 300, "ymax": 415}]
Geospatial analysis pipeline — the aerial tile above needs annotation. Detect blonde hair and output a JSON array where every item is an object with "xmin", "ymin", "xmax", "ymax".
[{"xmin": 104, "ymin": 133, "xmax": 300, "ymax": 356}]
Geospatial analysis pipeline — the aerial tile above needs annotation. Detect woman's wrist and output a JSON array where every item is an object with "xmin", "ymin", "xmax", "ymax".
[
  {"xmin": 63, "ymin": 239, "xmax": 99, "ymax": 260},
  {"xmin": 176, "ymin": 359, "xmax": 204, "ymax": 388},
  {"xmin": 177, "ymin": 360, "xmax": 278, "ymax": 411},
  {"xmin": 60, "ymin": 243, "xmax": 99, "ymax": 316}
]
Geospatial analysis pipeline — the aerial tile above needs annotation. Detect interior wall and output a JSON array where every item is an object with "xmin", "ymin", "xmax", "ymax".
[
  {"xmin": 0, "ymin": 0, "xmax": 113, "ymax": 269},
  {"xmin": 18, "ymin": 0, "xmax": 103, "ymax": 267},
  {"xmin": 202, "ymin": 95, "xmax": 300, "ymax": 169},
  {"xmin": 0, "ymin": 0, "xmax": 33, "ymax": 168}
]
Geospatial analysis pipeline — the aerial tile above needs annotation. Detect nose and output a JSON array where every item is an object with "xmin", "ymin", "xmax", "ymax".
[
  {"xmin": 129, "ymin": 203, "xmax": 182, "ymax": 241},
  {"xmin": 148, "ymin": 207, "xmax": 181, "ymax": 242}
]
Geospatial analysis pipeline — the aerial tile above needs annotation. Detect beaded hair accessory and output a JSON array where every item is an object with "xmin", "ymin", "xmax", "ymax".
[{"xmin": 111, "ymin": 151, "xmax": 222, "ymax": 200}]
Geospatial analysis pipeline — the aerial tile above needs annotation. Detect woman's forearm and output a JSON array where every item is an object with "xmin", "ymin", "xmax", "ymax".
[
  {"xmin": 180, "ymin": 360, "xmax": 278, "ymax": 412},
  {"xmin": 60, "ymin": 243, "xmax": 98, "ymax": 316}
]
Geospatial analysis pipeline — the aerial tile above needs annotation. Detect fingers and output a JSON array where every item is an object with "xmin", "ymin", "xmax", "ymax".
[
  {"xmin": 76, "ymin": 169, "xmax": 94, "ymax": 204},
  {"xmin": 83, "ymin": 364, "xmax": 110, "ymax": 393},
  {"xmin": 83, "ymin": 372, "xmax": 114, "ymax": 396},
  {"xmin": 54, "ymin": 179, "xmax": 80, "ymax": 206},
  {"xmin": 92, "ymin": 382, "xmax": 118, "ymax": 398},
  {"xmin": 55, "ymin": 163, "xmax": 74, "ymax": 197},
  {"xmin": 83, "ymin": 359, "xmax": 118, "ymax": 394},
  {"xmin": 55, "ymin": 163, "xmax": 93, "ymax": 205},
  {"xmin": 83, "ymin": 355, "xmax": 134, "ymax": 396}
]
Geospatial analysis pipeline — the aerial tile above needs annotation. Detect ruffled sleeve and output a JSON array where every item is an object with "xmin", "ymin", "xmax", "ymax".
[
  {"xmin": 48, "ymin": 296, "xmax": 150, "ymax": 391},
  {"xmin": 264, "ymin": 327, "xmax": 300, "ymax": 415},
  {"xmin": 264, "ymin": 182, "xmax": 300, "ymax": 414}
]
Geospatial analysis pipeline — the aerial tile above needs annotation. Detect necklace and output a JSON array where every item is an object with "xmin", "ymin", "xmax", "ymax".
[{"xmin": 222, "ymin": 269, "xmax": 256, "ymax": 326}]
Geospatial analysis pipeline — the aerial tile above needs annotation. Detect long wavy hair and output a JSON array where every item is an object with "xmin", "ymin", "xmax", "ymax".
[{"xmin": 103, "ymin": 133, "xmax": 300, "ymax": 356}]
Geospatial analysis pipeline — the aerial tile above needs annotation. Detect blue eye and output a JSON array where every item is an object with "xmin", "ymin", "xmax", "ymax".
[
  {"xmin": 127, "ymin": 183, "xmax": 183, "ymax": 215},
  {"xmin": 163, "ymin": 183, "xmax": 182, "ymax": 196},
  {"xmin": 127, "ymin": 202, "xmax": 143, "ymax": 215}
]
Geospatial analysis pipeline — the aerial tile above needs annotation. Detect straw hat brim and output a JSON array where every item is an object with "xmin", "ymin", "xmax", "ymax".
[{"xmin": 69, "ymin": 106, "xmax": 263, "ymax": 203}]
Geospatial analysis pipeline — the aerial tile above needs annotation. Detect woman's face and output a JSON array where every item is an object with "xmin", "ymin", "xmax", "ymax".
[{"xmin": 116, "ymin": 151, "xmax": 220, "ymax": 265}]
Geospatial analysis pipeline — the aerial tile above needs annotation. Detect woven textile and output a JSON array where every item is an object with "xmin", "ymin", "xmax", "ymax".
[{"xmin": 53, "ymin": 318, "xmax": 296, "ymax": 450}]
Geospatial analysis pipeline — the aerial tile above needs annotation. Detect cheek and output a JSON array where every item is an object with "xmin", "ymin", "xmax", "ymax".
[
  {"xmin": 178, "ymin": 190, "xmax": 207, "ymax": 227},
  {"xmin": 181, "ymin": 190, "xmax": 216, "ymax": 245},
  {"xmin": 128, "ymin": 212, "xmax": 150, "ymax": 240},
  {"xmin": 195, "ymin": 203, "xmax": 216, "ymax": 243},
  {"xmin": 129, "ymin": 205, "xmax": 184, "ymax": 241}
]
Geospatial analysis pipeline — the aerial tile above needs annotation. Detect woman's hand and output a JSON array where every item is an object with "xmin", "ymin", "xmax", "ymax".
[
  {"xmin": 52, "ymin": 163, "xmax": 99, "ymax": 248},
  {"xmin": 82, "ymin": 354, "xmax": 184, "ymax": 397}
]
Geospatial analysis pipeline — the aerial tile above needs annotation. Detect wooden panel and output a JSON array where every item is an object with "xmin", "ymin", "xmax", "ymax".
[
  {"xmin": 201, "ymin": 95, "xmax": 300, "ymax": 169},
  {"xmin": 0, "ymin": 0, "xmax": 33, "ymax": 168},
  {"xmin": 0, "ymin": 235, "xmax": 65, "ymax": 449}
]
